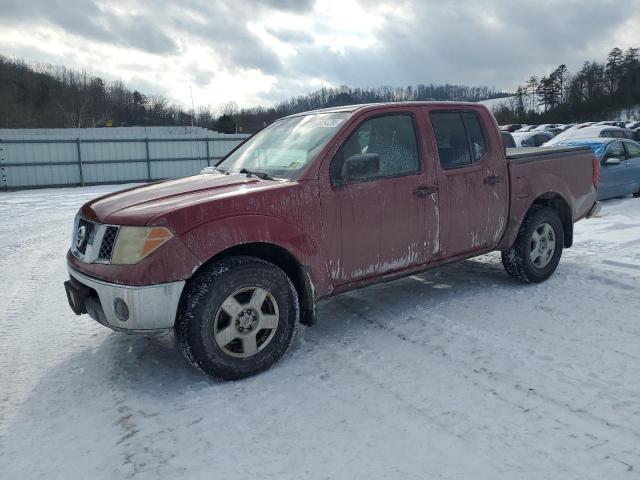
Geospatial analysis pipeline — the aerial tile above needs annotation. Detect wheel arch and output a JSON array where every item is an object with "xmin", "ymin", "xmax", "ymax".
[
  {"xmin": 187, "ymin": 242, "xmax": 317, "ymax": 326},
  {"xmin": 529, "ymin": 192, "xmax": 573, "ymax": 248}
]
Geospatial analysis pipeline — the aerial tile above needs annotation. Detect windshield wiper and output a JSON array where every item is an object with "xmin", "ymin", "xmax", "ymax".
[{"xmin": 239, "ymin": 168, "xmax": 274, "ymax": 180}]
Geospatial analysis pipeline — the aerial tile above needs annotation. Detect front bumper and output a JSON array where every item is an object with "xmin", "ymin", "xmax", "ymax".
[{"xmin": 65, "ymin": 265, "xmax": 185, "ymax": 334}]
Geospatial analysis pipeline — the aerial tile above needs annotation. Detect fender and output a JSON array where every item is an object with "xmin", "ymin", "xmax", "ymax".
[
  {"xmin": 179, "ymin": 214, "xmax": 333, "ymax": 297},
  {"xmin": 498, "ymin": 170, "xmax": 576, "ymax": 250}
]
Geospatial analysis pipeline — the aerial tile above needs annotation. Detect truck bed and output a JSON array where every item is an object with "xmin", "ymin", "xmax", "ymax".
[
  {"xmin": 507, "ymin": 147, "xmax": 592, "ymax": 164},
  {"xmin": 506, "ymin": 146, "xmax": 593, "ymax": 164},
  {"xmin": 497, "ymin": 144, "xmax": 598, "ymax": 250}
]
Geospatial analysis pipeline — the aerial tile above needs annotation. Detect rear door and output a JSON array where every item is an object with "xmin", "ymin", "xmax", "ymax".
[
  {"xmin": 425, "ymin": 107, "xmax": 508, "ymax": 257},
  {"xmin": 319, "ymin": 109, "xmax": 439, "ymax": 284}
]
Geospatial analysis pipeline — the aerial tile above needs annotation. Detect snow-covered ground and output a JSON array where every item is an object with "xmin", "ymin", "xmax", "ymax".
[{"xmin": 1, "ymin": 185, "xmax": 639, "ymax": 479}]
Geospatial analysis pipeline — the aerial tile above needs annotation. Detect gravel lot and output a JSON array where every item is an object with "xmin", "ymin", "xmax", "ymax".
[{"xmin": 1, "ymin": 185, "xmax": 639, "ymax": 479}]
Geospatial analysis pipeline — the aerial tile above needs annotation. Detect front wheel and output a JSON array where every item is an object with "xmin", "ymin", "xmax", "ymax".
[
  {"xmin": 177, "ymin": 256, "xmax": 299, "ymax": 380},
  {"xmin": 501, "ymin": 206, "xmax": 564, "ymax": 283}
]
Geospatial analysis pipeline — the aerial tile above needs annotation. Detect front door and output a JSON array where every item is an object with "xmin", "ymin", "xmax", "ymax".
[
  {"xmin": 426, "ymin": 108, "xmax": 509, "ymax": 257},
  {"xmin": 319, "ymin": 111, "xmax": 439, "ymax": 285}
]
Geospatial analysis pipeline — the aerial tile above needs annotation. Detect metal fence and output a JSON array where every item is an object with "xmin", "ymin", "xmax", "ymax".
[{"xmin": 0, "ymin": 127, "xmax": 249, "ymax": 190}]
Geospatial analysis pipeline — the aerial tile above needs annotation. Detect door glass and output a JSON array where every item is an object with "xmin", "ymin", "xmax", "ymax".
[
  {"xmin": 461, "ymin": 112, "xmax": 487, "ymax": 161},
  {"xmin": 430, "ymin": 112, "xmax": 472, "ymax": 168},
  {"xmin": 535, "ymin": 135, "xmax": 548, "ymax": 146},
  {"xmin": 331, "ymin": 114, "xmax": 420, "ymax": 184},
  {"xmin": 431, "ymin": 111, "xmax": 487, "ymax": 169},
  {"xmin": 605, "ymin": 141, "xmax": 625, "ymax": 160},
  {"xmin": 625, "ymin": 142, "xmax": 640, "ymax": 158}
]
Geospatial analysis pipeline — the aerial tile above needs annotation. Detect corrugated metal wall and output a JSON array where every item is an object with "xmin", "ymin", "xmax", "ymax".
[{"xmin": 0, "ymin": 126, "xmax": 249, "ymax": 190}]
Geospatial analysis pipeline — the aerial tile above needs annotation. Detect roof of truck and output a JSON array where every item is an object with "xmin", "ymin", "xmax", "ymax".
[{"xmin": 281, "ymin": 101, "xmax": 485, "ymax": 119}]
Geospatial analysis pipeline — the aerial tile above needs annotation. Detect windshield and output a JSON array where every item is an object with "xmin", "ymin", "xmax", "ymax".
[{"xmin": 217, "ymin": 112, "xmax": 349, "ymax": 179}]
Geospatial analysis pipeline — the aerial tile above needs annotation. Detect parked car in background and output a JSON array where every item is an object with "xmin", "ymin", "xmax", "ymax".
[
  {"xmin": 500, "ymin": 124, "xmax": 524, "ymax": 132},
  {"xmin": 533, "ymin": 124, "xmax": 560, "ymax": 133},
  {"xmin": 531, "ymin": 124, "xmax": 562, "ymax": 136},
  {"xmin": 545, "ymin": 125, "xmax": 637, "ymax": 145},
  {"xmin": 571, "ymin": 122, "xmax": 597, "ymax": 130},
  {"xmin": 556, "ymin": 124, "xmax": 574, "ymax": 132},
  {"xmin": 626, "ymin": 120, "xmax": 640, "ymax": 130},
  {"xmin": 501, "ymin": 131, "xmax": 516, "ymax": 148},
  {"xmin": 511, "ymin": 131, "xmax": 554, "ymax": 147},
  {"xmin": 550, "ymin": 138, "xmax": 640, "ymax": 200},
  {"xmin": 595, "ymin": 121, "xmax": 626, "ymax": 128},
  {"xmin": 63, "ymin": 101, "xmax": 600, "ymax": 379},
  {"xmin": 515, "ymin": 125, "xmax": 538, "ymax": 132}
]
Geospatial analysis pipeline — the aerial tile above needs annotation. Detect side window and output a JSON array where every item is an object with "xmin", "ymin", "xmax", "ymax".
[
  {"xmin": 522, "ymin": 135, "xmax": 537, "ymax": 147},
  {"xmin": 461, "ymin": 112, "xmax": 487, "ymax": 161},
  {"xmin": 430, "ymin": 111, "xmax": 487, "ymax": 169},
  {"xmin": 604, "ymin": 141, "xmax": 625, "ymax": 160},
  {"xmin": 535, "ymin": 135, "xmax": 549, "ymax": 146},
  {"xmin": 624, "ymin": 141, "xmax": 640, "ymax": 158},
  {"xmin": 331, "ymin": 114, "xmax": 420, "ymax": 185}
]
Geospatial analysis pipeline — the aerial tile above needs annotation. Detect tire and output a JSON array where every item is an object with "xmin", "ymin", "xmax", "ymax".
[
  {"xmin": 501, "ymin": 206, "xmax": 564, "ymax": 283},
  {"xmin": 177, "ymin": 256, "xmax": 299, "ymax": 380}
]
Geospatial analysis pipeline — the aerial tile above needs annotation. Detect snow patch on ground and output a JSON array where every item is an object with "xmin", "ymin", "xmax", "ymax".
[{"xmin": 1, "ymin": 185, "xmax": 640, "ymax": 479}]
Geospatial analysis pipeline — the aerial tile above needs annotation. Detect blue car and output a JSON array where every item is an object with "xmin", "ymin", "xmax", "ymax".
[{"xmin": 550, "ymin": 138, "xmax": 640, "ymax": 200}]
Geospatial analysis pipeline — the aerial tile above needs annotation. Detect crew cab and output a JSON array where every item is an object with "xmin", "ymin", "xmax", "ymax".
[{"xmin": 64, "ymin": 102, "xmax": 600, "ymax": 380}]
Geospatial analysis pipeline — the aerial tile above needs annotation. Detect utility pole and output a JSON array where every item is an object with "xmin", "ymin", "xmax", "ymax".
[{"xmin": 190, "ymin": 85, "xmax": 195, "ymax": 127}]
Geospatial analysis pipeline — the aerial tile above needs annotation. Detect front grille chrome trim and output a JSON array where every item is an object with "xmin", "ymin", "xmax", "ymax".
[{"xmin": 71, "ymin": 217, "xmax": 120, "ymax": 264}]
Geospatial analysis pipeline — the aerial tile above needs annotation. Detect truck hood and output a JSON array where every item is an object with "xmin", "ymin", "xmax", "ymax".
[{"xmin": 81, "ymin": 173, "xmax": 289, "ymax": 225}]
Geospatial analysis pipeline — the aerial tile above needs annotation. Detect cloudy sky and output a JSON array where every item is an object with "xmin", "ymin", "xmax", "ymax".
[{"xmin": 1, "ymin": 0, "xmax": 640, "ymax": 110}]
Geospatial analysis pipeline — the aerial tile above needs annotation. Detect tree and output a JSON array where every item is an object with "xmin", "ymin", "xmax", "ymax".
[
  {"xmin": 554, "ymin": 64, "xmax": 568, "ymax": 104},
  {"xmin": 605, "ymin": 47, "xmax": 624, "ymax": 94}
]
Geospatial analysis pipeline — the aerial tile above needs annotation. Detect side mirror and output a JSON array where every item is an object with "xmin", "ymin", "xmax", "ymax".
[
  {"xmin": 605, "ymin": 157, "xmax": 621, "ymax": 165},
  {"xmin": 342, "ymin": 153, "xmax": 380, "ymax": 183}
]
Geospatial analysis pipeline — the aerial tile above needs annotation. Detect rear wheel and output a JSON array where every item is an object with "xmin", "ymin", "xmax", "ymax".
[
  {"xmin": 177, "ymin": 256, "xmax": 299, "ymax": 380},
  {"xmin": 501, "ymin": 206, "xmax": 564, "ymax": 283}
]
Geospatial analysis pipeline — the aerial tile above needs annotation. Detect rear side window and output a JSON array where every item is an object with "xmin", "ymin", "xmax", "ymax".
[
  {"xmin": 461, "ymin": 112, "xmax": 487, "ymax": 161},
  {"xmin": 604, "ymin": 130, "xmax": 624, "ymax": 138},
  {"xmin": 331, "ymin": 114, "xmax": 420, "ymax": 184},
  {"xmin": 522, "ymin": 135, "xmax": 536, "ymax": 147},
  {"xmin": 625, "ymin": 141, "xmax": 640, "ymax": 158},
  {"xmin": 501, "ymin": 132, "xmax": 516, "ymax": 148},
  {"xmin": 430, "ymin": 111, "xmax": 487, "ymax": 169},
  {"xmin": 535, "ymin": 134, "xmax": 550, "ymax": 146}
]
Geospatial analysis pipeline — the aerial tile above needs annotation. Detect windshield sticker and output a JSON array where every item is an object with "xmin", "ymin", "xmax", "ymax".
[{"xmin": 316, "ymin": 119, "xmax": 344, "ymax": 128}]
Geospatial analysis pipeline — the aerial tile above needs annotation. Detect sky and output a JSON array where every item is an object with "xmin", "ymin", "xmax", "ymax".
[{"xmin": 1, "ymin": 0, "xmax": 640, "ymax": 111}]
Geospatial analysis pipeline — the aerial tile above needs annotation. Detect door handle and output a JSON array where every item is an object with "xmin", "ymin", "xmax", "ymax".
[
  {"xmin": 484, "ymin": 175, "xmax": 504, "ymax": 185},
  {"xmin": 414, "ymin": 186, "xmax": 439, "ymax": 197}
]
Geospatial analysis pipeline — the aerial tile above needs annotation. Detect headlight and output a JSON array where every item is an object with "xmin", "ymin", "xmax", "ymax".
[{"xmin": 111, "ymin": 226, "xmax": 173, "ymax": 264}]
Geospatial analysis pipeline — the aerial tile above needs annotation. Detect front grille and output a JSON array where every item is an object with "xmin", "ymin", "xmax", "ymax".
[
  {"xmin": 73, "ymin": 218, "xmax": 119, "ymax": 263},
  {"xmin": 98, "ymin": 226, "xmax": 119, "ymax": 261},
  {"xmin": 76, "ymin": 218, "xmax": 95, "ymax": 254}
]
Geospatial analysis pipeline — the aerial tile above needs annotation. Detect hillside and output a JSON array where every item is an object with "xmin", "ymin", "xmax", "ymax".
[
  {"xmin": 0, "ymin": 56, "xmax": 509, "ymax": 133},
  {"xmin": 490, "ymin": 47, "xmax": 640, "ymax": 124}
]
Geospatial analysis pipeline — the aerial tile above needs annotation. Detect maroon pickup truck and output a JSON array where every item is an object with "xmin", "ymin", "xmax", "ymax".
[{"xmin": 64, "ymin": 102, "xmax": 600, "ymax": 379}]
